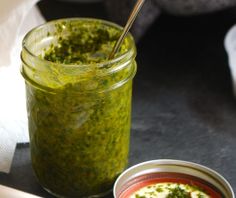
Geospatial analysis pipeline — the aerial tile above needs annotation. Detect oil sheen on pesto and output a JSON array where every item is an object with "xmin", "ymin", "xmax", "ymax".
[{"xmin": 26, "ymin": 19, "xmax": 135, "ymax": 197}]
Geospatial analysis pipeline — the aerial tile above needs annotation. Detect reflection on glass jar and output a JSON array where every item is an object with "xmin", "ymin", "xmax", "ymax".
[{"xmin": 21, "ymin": 18, "xmax": 137, "ymax": 198}]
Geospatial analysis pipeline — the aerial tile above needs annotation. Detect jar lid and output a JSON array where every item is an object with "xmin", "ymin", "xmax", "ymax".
[{"xmin": 113, "ymin": 159, "xmax": 235, "ymax": 198}]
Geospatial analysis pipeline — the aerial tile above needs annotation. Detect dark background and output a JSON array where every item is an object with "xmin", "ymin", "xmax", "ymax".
[{"xmin": 0, "ymin": 0, "xmax": 236, "ymax": 197}]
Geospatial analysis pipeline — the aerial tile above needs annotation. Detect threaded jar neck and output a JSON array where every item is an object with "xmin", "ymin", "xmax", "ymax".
[{"xmin": 21, "ymin": 18, "xmax": 137, "ymax": 93}]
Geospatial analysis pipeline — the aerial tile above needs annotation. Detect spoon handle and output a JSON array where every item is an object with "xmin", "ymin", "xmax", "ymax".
[{"xmin": 109, "ymin": 0, "xmax": 145, "ymax": 60}]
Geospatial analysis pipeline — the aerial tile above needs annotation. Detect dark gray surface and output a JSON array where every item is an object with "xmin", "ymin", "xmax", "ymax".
[{"xmin": 1, "ymin": 1, "xmax": 236, "ymax": 197}]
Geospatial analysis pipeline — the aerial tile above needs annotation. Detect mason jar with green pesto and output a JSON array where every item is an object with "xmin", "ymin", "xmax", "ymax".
[{"xmin": 21, "ymin": 18, "xmax": 137, "ymax": 198}]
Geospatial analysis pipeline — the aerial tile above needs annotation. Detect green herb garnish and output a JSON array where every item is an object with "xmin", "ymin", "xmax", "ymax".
[{"xmin": 167, "ymin": 185, "xmax": 191, "ymax": 198}]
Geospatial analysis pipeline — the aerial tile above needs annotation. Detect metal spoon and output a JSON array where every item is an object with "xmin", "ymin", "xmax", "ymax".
[{"xmin": 108, "ymin": 0, "xmax": 145, "ymax": 60}]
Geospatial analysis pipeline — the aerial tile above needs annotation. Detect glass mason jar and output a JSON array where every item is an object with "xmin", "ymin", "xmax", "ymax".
[{"xmin": 21, "ymin": 18, "xmax": 137, "ymax": 197}]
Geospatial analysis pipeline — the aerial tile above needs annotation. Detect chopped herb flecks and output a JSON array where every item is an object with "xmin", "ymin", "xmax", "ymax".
[{"xmin": 130, "ymin": 183, "xmax": 210, "ymax": 198}]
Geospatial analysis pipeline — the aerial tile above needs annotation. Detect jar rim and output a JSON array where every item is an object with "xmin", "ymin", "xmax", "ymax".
[{"xmin": 22, "ymin": 17, "xmax": 136, "ymax": 68}]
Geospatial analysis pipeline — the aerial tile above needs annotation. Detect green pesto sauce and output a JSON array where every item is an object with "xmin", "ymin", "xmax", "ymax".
[
  {"xmin": 26, "ymin": 20, "xmax": 134, "ymax": 197},
  {"xmin": 43, "ymin": 20, "xmax": 128, "ymax": 64}
]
